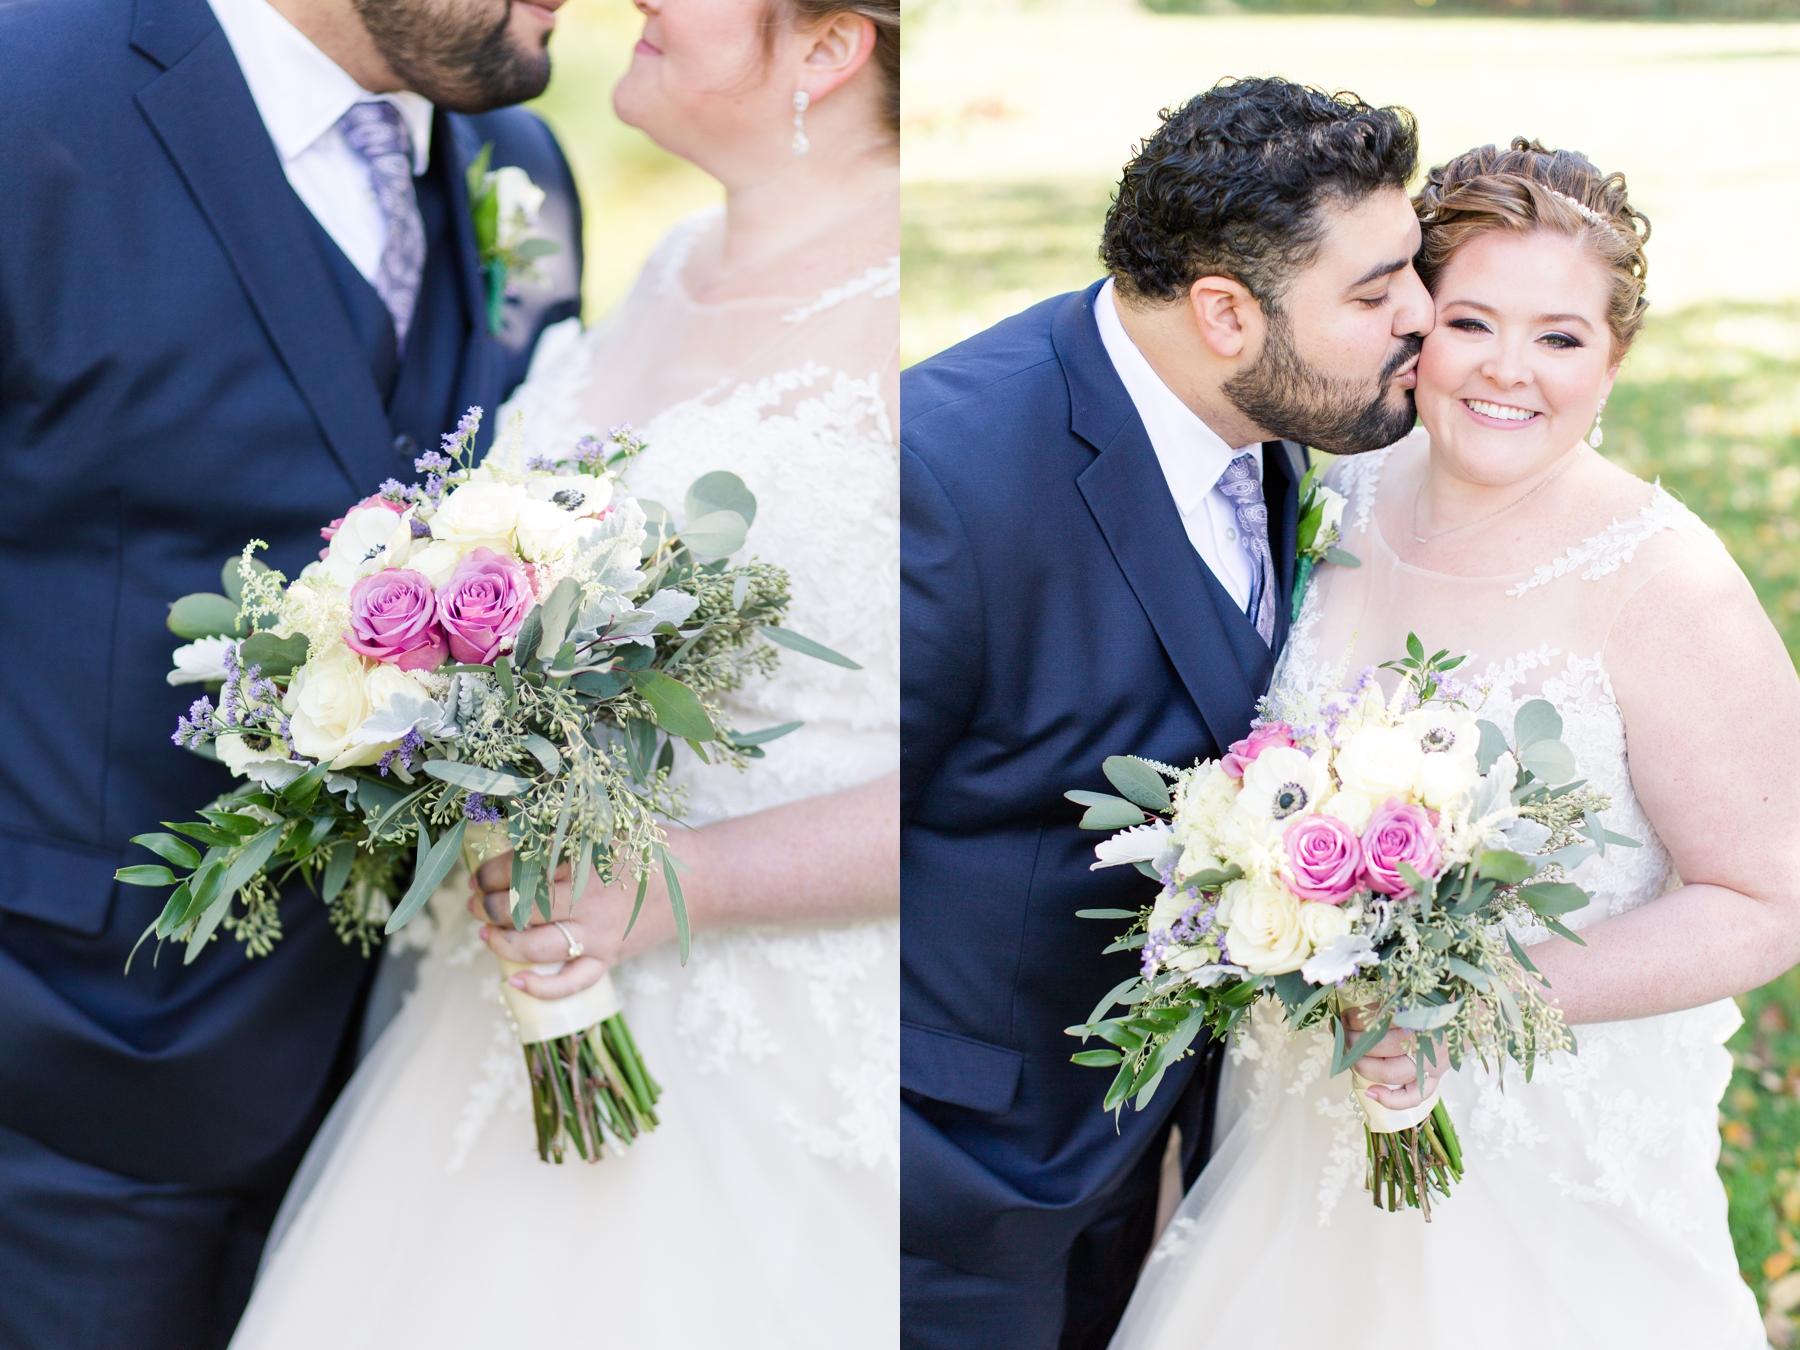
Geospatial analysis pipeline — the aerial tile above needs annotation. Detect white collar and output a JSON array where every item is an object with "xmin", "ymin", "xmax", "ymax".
[
  {"xmin": 207, "ymin": 0, "xmax": 434, "ymax": 174},
  {"xmin": 1094, "ymin": 277, "xmax": 1263, "ymax": 514}
]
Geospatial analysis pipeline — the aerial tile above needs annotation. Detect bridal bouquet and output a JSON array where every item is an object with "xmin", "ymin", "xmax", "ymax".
[
  {"xmin": 1066, "ymin": 638, "xmax": 1634, "ymax": 1217},
  {"xmin": 117, "ymin": 409, "xmax": 851, "ymax": 1164}
]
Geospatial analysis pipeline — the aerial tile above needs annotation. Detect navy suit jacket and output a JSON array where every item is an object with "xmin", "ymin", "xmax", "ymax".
[
  {"xmin": 900, "ymin": 283, "xmax": 1302, "ymax": 1276},
  {"xmin": 0, "ymin": 0, "xmax": 579, "ymax": 1188}
]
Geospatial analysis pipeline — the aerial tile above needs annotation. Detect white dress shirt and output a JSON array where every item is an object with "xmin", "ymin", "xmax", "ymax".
[
  {"xmin": 206, "ymin": 0, "xmax": 434, "ymax": 283},
  {"xmin": 1094, "ymin": 277, "xmax": 1264, "ymax": 613}
]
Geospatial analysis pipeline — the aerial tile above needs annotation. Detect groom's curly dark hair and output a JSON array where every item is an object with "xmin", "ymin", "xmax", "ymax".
[{"xmin": 1101, "ymin": 78, "xmax": 1418, "ymax": 307}]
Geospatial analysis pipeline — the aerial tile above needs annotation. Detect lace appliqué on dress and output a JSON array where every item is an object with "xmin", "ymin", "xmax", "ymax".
[
  {"xmin": 1505, "ymin": 486, "xmax": 1709, "ymax": 597},
  {"xmin": 782, "ymin": 257, "xmax": 900, "ymax": 325}
]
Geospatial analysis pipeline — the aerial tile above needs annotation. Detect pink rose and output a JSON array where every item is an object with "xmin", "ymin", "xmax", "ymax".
[
  {"xmin": 436, "ymin": 547, "xmax": 532, "ymax": 665},
  {"xmin": 344, "ymin": 568, "xmax": 447, "ymax": 672},
  {"xmin": 1282, "ymin": 814, "xmax": 1364, "ymax": 905},
  {"xmin": 320, "ymin": 493, "xmax": 406, "ymax": 544},
  {"xmin": 1359, "ymin": 798, "xmax": 1443, "ymax": 898},
  {"xmin": 1222, "ymin": 722, "xmax": 1297, "ymax": 779}
]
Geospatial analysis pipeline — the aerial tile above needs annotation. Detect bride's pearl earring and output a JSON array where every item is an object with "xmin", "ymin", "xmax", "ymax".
[
  {"xmin": 1588, "ymin": 397, "xmax": 1606, "ymax": 449},
  {"xmin": 792, "ymin": 90, "xmax": 810, "ymax": 158}
]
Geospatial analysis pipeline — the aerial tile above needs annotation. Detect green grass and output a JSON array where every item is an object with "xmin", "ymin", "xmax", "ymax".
[{"xmin": 903, "ymin": 177, "xmax": 1800, "ymax": 1336}]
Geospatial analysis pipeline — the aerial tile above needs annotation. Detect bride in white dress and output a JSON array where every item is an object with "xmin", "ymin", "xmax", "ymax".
[
  {"xmin": 1112, "ymin": 143, "xmax": 1800, "ymax": 1348},
  {"xmin": 228, "ymin": 2, "xmax": 899, "ymax": 1346}
]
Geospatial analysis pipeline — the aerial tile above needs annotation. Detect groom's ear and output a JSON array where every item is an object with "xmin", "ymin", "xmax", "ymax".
[{"xmin": 1186, "ymin": 276, "xmax": 1263, "ymax": 362}]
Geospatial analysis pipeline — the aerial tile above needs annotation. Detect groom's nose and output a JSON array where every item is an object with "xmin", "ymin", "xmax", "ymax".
[{"xmin": 1390, "ymin": 262, "xmax": 1435, "ymax": 340}]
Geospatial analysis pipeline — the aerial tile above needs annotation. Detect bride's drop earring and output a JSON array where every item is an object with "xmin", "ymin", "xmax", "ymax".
[
  {"xmin": 1589, "ymin": 397, "xmax": 1606, "ymax": 449},
  {"xmin": 792, "ymin": 90, "xmax": 810, "ymax": 157}
]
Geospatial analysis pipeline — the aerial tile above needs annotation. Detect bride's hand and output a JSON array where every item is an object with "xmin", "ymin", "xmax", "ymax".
[
  {"xmin": 466, "ymin": 854, "xmax": 678, "ymax": 1000},
  {"xmin": 1344, "ymin": 1005, "xmax": 1446, "ymax": 1111}
]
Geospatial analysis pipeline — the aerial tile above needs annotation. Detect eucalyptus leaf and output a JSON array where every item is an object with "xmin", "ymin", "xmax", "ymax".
[
  {"xmin": 1323, "ymin": 547, "xmax": 1361, "ymax": 567},
  {"xmin": 1102, "ymin": 756, "xmax": 1171, "ymax": 812},
  {"xmin": 168, "ymin": 592, "xmax": 243, "ymax": 640},
  {"xmin": 685, "ymin": 470, "xmax": 758, "ymax": 530},
  {"xmin": 183, "ymin": 893, "xmax": 234, "ymax": 964},
  {"xmin": 422, "ymin": 760, "xmax": 535, "ymax": 796},
  {"xmin": 1518, "ymin": 881, "xmax": 1590, "ymax": 917},
  {"xmin": 521, "ymin": 733, "xmax": 562, "ymax": 775},
  {"xmin": 115, "ymin": 864, "xmax": 177, "ymax": 888},
  {"xmin": 1076, "ymin": 798, "xmax": 1146, "ymax": 831},
  {"xmin": 755, "ymin": 625, "xmax": 861, "ymax": 670},
  {"xmin": 237, "ymin": 631, "xmax": 310, "ymax": 678},
  {"xmin": 631, "ymin": 670, "xmax": 715, "ymax": 741},
  {"xmin": 678, "ymin": 508, "xmax": 748, "ymax": 559},
  {"xmin": 1075, "ymin": 908, "xmax": 1139, "ymax": 920},
  {"xmin": 1476, "ymin": 850, "xmax": 1537, "ymax": 886},
  {"xmin": 663, "ymin": 848, "xmax": 691, "ymax": 965},
  {"xmin": 1392, "ymin": 1000, "xmax": 1461, "ymax": 1031},
  {"xmin": 385, "ymin": 818, "xmax": 467, "ymax": 934},
  {"xmin": 511, "ymin": 609, "xmax": 544, "ymax": 672},
  {"xmin": 1518, "ymin": 739, "xmax": 1576, "ymax": 785},
  {"xmin": 1475, "ymin": 719, "xmax": 1508, "ymax": 775},
  {"xmin": 1071, "ymin": 1048, "xmax": 1123, "ymax": 1067},
  {"xmin": 1512, "ymin": 699, "xmax": 1563, "ymax": 752},
  {"xmin": 320, "ymin": 843, "xmax": 354, "ymax": 906},
  {"xmin": 725, "ymin": 721, "xmax": 803, "ymax": 747}
]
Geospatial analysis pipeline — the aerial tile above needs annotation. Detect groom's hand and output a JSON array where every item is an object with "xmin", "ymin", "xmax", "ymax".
[
  {"xmin": 467, "ymin": 853, "xmax": 679, "ymax": 1000},
  {"xmin": 1344, "ymin": 1005, "xmax": 1447, "ymax": 1112}
]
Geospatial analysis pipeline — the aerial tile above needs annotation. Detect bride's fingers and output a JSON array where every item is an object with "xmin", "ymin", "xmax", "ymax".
[
  {"xmin": 1353, "ymin": 1052, "xmax": 1426, "ymax": 1086},
  {"xmin": 479, "ymin": 916, "xmax": 589, "ymax": 966},
  {"xmin": 506, "ymin": 955, "xmax": 608, "ymax": 999},
  {"xmin": 1365, "ymin": 1081, "xmax": 1427, "ymax": 1110},
  {"xmin": 474, "ymin": 854, "xmax": 514, "ymax": 895}
]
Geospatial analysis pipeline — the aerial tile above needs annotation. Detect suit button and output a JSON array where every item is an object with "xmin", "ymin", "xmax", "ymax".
[{"xmin": 393, "ymin": 433, "xmax": 417, "ymax": 459}]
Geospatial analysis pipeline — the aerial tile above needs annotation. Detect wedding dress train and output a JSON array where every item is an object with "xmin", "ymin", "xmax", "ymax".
[
  {"xmin": 1111, "ymin": 437, "xmax": 1763, "ymax": 1348},
  {"xmin": 229, "ymin": 204, "xmax": 899, "ymax": 1348}
]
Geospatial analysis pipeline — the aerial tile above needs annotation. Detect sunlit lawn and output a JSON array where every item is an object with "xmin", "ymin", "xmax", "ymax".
[{"xmin": 903, "ymin": 165, "xmax": 1800, "ymax": 1343}]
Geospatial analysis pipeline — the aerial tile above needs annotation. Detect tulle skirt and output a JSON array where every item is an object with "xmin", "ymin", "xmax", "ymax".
[
  {"xmin": 228, "ymin": 890, "xmax": 899, "ymax": 1349},
  {"xmin": 1111, "ymin": 999, "xmax": 1761, "ymax": 1349}
]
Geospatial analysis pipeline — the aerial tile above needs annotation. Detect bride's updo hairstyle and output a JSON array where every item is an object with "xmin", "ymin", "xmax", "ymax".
[{"xmin": 1413, "ymin": 138, "xmax": 1651, "ymax": 358}]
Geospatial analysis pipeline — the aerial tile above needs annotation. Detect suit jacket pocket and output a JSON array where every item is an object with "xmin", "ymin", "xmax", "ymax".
[
  {"xmin": 902, "ymin": 1021, "xmax": 1025, "ymax": 1115},
  {"xmin": 0, "ymin": 828, "xmax": 119, "ymax": 936}
]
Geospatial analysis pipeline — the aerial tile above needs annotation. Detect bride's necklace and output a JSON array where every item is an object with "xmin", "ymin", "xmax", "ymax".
[{"xmin": 1411, "ymin": 454, "xmax": 1576, "ymax": 545}]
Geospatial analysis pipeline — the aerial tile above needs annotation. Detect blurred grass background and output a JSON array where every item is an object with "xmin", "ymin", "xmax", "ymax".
[{"xmin": 904, "ymin": 1, "xmax": 1800, "ymax": 1337}]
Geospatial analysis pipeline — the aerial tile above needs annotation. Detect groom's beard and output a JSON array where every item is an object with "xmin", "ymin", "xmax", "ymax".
[
  {"xmin": 353, "ymin": 0, "xmax": 552, "ymax": 113},
  {"xmin": 1223, "ymin": 316, "xmax": 1422, "ymax": 456}
]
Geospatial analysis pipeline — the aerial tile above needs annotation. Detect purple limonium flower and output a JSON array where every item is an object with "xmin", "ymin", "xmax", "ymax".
[
  {"xmin": 463, "ymin": 792, "xmax": 503, "ymax": 825},
  {"xmin": 573, "ymin": 435, "xmax": 604, "ymax": 471},
  {"xmin": 526, "ymin": 454, "xmax": 556, "ymax": 472},
  {"xmin": 410, "ymin": 517, "xmax": 431, "ymax": 538},
  {"xmin": 377, "ymin": 729, "xmax": 426, "ymax": 777},
  {"xmin": 172, "ymin": 695, "xmax": 216, "ymax": 747}
]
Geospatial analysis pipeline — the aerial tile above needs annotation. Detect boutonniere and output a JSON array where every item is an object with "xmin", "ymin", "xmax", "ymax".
[
  {"xmin": 466, "ymin": 144, "xmax": 561, "ymax": 337},
  {"xmin": 1292, "ymin": 466, "xmax": 1360, "ymax": 621}
]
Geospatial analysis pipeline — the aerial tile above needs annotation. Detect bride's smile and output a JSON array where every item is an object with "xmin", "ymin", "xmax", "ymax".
[{"xmin": 1414, "ymin": 227, "xmax": 1619, "ymax": 495}]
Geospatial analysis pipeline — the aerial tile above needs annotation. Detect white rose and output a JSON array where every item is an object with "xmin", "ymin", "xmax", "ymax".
[
  {"xmin": 1298, "ymin": 899, "xmax": 1353, "ymax": 950},
  {"xmin": 1314, "ymin": 482, "xmax": 1347, "ymax": 547},
  {"xmin": 1334, "ymin": 725, "xmax": 1425, "ymax": 802},
  {"xmin": 1235, "ymin": 746, "xmax": 1331, "ymax": 833},
  {"xmin": 1416, "ymin": 752, "xmax": 1479, "ymax": 811},
  {"xmin": 490, "ymin": 165, "xmax": 546, "ymax": 252},
  {"xmin": 1322, "ymin": 789, "xmax": 1375, "ymax": 835},
  {"xmin": 515, "ymin": 498, "xmax": 580, "ymax": 562},
  {"xmin": 286, "ymin": 650, "xmax": 375, "ymax": 767},
  {"xmin": 1218, "ymin": 877, "xmax": 1309, "ymax": 976},
  {"xmin": 407, "ymin": 540, "xmax": 462, "ymax": 588},
  {"xmin": 322, "ymin": 505, "xmax": 407, "ymax": 587},
  {"xmin": 428, "ymin": 481, "xmax": 525, "ymax": 554}
]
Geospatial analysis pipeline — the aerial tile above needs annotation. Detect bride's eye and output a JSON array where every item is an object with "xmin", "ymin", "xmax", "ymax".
[
  {"xmin": 1446, "ymin": 317, "xmax": 1490, "ymax": 334},
  {"xmin": 1540, "ymin": 331, "xmax": 1583, "ymax": 349}
]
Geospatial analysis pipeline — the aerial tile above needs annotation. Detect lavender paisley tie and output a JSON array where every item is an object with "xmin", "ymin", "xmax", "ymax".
[
  {"xmin": 337, "ymin": 101, "xmax": 425, "ymax": 347},
  {"xmin": 1216, "ymin": 451, "xmax": 1278, "ymax": 647}
]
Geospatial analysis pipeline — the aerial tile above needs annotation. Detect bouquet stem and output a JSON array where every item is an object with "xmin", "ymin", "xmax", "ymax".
[
  {"xmin": 523, "ymin": 1014, "xmax": 662, "ymax": 1163},
  {"xmin": 1363, "ymin": 1097, "xmax": 1463, "ymax": 1219}
]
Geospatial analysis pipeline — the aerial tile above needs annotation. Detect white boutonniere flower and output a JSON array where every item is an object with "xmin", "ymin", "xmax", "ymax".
[{"xmin": 467, "ymin": 146, "xmax": 561, "ymax": 336}]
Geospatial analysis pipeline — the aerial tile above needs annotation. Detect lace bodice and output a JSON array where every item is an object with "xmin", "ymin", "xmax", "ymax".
[{"xmin": 1274, "ymin": 435, "xmax": 1728, "ymax": 936}]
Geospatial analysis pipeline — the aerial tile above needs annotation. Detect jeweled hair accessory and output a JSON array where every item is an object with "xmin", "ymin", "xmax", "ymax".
[{"xmin": 1546, "ymin": 187, "xmax": 1609, "ymax": 229}]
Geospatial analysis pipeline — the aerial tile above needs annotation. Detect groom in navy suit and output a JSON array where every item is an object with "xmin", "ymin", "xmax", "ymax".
[
  {"xmin": 0, "ymin": 0, "xmax": 580, "ymax": 1344},
  {"xmin": 901, "ymin": 79, "xmax": 1437, "ymax": 1349}
]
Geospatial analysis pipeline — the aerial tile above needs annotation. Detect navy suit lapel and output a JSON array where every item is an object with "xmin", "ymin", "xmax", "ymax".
[
  {"xmin": 1263, "ymin": 438, "xmax": 1305, "ymax": 654},
  {"xmin": 132, "ymin": 1, "xmax": 394, "ymax": 494},
  {"xmin": 1058, "ymin": 284, "xmax": 1273, "ymax": 752}
]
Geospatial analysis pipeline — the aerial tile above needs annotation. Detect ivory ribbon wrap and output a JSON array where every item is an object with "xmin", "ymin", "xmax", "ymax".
[
  {"xmin": 497, "ymin": 960, "xmax": 623, "ymax": 1044},
  {"xmin": 1350, "ymin": 1070, "xmax": 1442, "ymax": 1133}
]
